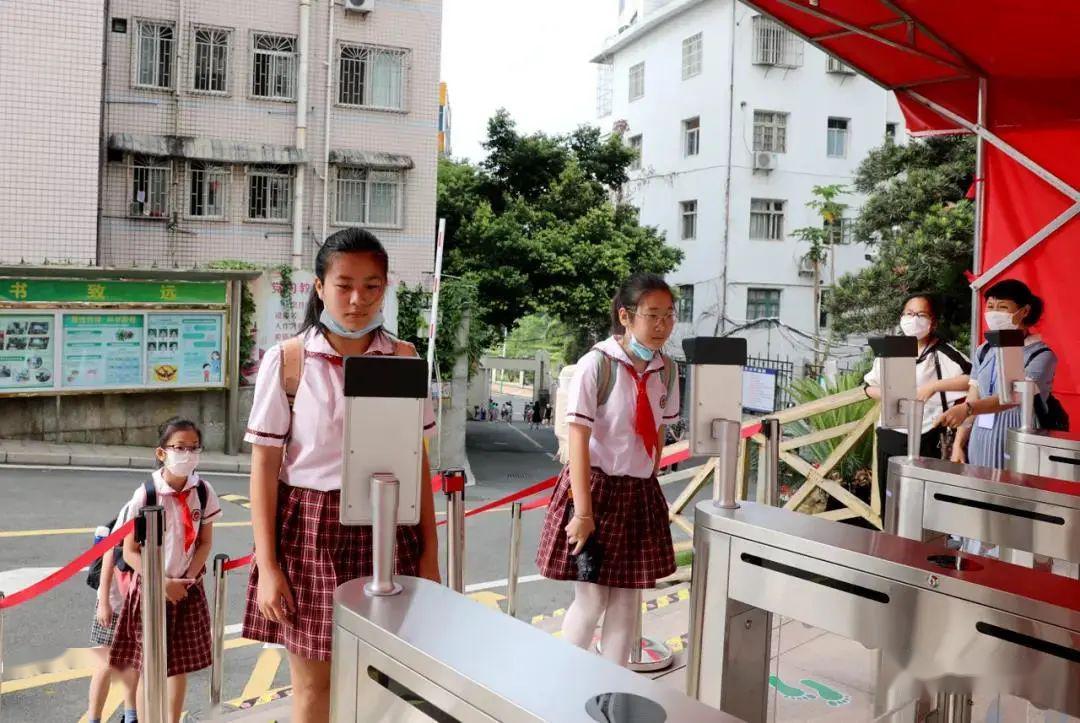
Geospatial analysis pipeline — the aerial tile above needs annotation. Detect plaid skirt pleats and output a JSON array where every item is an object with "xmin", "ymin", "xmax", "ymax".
[
  {"xmin": 108, "ymin": 576, "xmax": 212, "ymax": 677},
  {"xmin": 241, "ymin": 482, "xmax": 423, "ymax": 661},
  {"xmin": 536, "ymin": 466, "xmax": 675, "ymax": 589}
]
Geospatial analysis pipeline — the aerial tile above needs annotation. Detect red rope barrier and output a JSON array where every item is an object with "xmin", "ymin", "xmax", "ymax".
[
  {"xmin": 223, "ymin": 554, "xmax": 254, "ymax": 572},
  {"xmin": 0, "ymin": 518, "xmax": 136, "ymax": 611}
]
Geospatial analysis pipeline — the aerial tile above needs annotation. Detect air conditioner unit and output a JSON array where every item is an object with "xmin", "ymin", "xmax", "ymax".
[
  {"xmin": 343, "ymin": 0, "xmax": 374, "ymax": 13},
  {"xmin": 753, "ymin": 151, "xmax": 777, "ymax": 171},
  {"xmin": 798, "ymin": 255, "xmax": 816, "ymax": 277}
]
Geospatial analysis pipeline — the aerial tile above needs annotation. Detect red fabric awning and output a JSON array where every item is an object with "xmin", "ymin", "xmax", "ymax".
[{"xmin": 741, "ymin": 1, "xmax": 1080, "ymax": 421}]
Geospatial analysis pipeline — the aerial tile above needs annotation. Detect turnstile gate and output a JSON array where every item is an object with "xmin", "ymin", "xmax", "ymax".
[
  {"xmin": 687, "ymin": 500, "xmax": 1080, "ymax": 722},
  {"xmin": 331, "ymin": 576, "xmax": 740, "ymax": 722},
  {"xmin": 1008, "ymin": 428, "xmax": 1080, "ymax": 481}
]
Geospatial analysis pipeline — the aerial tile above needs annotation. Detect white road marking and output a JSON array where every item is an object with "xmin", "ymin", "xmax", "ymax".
[
  {"xmin": 503, "ymin": 422, "xmax": 559, "ymax": 461},
  {"xmin": 464, "ymin": 573, "xmax": 545, "ymax": 593}
]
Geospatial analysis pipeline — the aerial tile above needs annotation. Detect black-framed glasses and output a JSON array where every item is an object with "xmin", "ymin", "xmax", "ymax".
[
  {"xmin": 163, "ymin": 445, "xmax": 203, "ymax": 453},
  {"xmin": 901, "ymin": 312, "xmax": 932, "ymax": 320}
]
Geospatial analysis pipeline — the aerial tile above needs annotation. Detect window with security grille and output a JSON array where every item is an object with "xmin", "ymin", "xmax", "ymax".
[
  {"xmin": 252, "ymin": 34, "xmax": 297, "ymax": 100},
  {"xmin": 885, "ymin": 122, "xmax": 898, "ymax": 142},
  {"xmin": 753, "ymin": 110, "xmax": 788, "ymax": 153},
  {"xmin": 136, "ymin": 21, "xmax": 174, "ymax": 89},
  {"xmin": 628, "ymin": 134, "xmax": 643, "ymax": 170},
  {"xmin": 683, "ymin": 117, "xmax": 700, "ymax": 157},
  {"xmin": 746, "ymin": 288, "xmax": 781, "ymax": 321},
  {"xmin": 680, "ymin": 200, "xmax": 697, "ymax": 240},
  {"xmin": 193, "ymin": 27, "xmax": 229, "ymax": 93},
  {"xmin": 188, "ymin": 162, "xmax": 228, "ymax": 219},
  {"xmin": 248, "ymin": 166, "xmax": 292, "ymax": 222},
  {"xmin": 336, "ymin": 168, "xmax": 404, "ymax": 227},
  {"xmin": 131, "ymin": 156, "xmax": 170, "ymax": 217},
  {"xmin": 752, "ymin": 16, "xmax": 803, "ymax": 68},
  {"xmin": 677, "ymin": 285, "xmax": 695, "ymax": 323},
  {"xmin": 682, "ymin": 33, "xmax": 703, "ymax": 79},
  {"xmin": 628, "ymin": 62, "xmax": 645, "ymax": 101},
  {"xmin": 827, "ymin": 117, "xmax": 849, "ymax": 158},
  {"xmin": 826, "ymin": 56, "xmax": 855, "ymax": 74},
  {"xmin": 339, "ymin": 45, "xmax": 408, "ymax": 110},
  {"xmin": 750, "ymin": 199, "xmax": 785, "ymax": 240}
]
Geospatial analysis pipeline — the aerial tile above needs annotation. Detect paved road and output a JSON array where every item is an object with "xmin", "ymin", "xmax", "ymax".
[
  {"xmin": 0, "ymin": 394, "xmax": 698, "ymax": 721},
  {"xmin": 0, "ymin": 406, "xmax": 572, "ymax": 721}
]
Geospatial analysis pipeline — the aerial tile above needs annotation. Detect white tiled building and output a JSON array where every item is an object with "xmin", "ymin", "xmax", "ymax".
[
  {"xmin": 2, "ymin": 0, "xmax": 443, "ymax": 285},
  {"xmin": 595, "ymin": 0, "xmax": 906, "ymax": 368}
]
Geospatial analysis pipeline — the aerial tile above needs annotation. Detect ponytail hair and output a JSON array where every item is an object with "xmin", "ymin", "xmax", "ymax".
[
  {"xmin": 300, "ymin": 228, "xmax": 390, "ymax": 335},
  {"xmin": 610, "ymin": 273, "xmax": 675, "ymax": 335}
]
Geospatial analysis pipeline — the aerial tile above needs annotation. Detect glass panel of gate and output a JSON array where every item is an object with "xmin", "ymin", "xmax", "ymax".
[{"xmin": 767, "ymin": 617, "xmax": 881, "ymax": 722}]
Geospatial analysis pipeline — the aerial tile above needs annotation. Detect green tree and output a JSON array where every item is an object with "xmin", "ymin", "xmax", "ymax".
[
  {"xmin": 826, "ymin": 136, "xmax": 975, "ymax": 345},
  {"xmin": 791, "ymin": 184, "xmax": 848, "ymax": 364},
  {"xmin": 437, "ymin": 109, "xmax": 682, "ymax": 369}
]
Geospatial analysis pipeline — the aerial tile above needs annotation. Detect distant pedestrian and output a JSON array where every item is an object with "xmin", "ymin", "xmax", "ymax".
[{"xmin": 531, "ymin": 401, "xmax": 543, "ymax": 430}]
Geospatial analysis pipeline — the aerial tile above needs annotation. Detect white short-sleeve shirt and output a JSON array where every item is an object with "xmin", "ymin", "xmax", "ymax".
[
  {"xmin": 106, "ymin": 501, "xmax": 135, "ymax": 610},
  {"xmin": 565, "ymin": 337, "xmax": 681, "ymax": 479},
  {"xmin": 125, "ymin": 471, "xmax": 222, "ymax": 579},
  {"xmin": 244, "ymin": 327, "xmax": 437, "ymax": 492},
  {"xmin": 863, "ymin": 339, "xmax": 970, "ymax": 434}
]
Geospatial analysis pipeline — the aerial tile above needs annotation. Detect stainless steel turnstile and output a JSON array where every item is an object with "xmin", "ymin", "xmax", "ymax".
[
  {"xmin": 1008, "ymin": 428, "xmax": 1080, "ymax": 480},
  {"xmin": 331, "ymin": 576, "xmax": 740, "ymax": 722},
  {"xmin": 687, "ymin": 500, "xmax": 1080, "ymax": 722},
  {"xmin": 886, "ymin": 457, "xmax": 1080, "ymax": 566}
]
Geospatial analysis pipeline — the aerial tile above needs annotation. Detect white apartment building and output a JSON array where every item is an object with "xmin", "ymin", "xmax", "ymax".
[
  {"xmin": 595, "ymin": 0, "xmax": 906, "ymax": 370},
  {"xmin": 2, "ymin": 0, "xmax": 442, "ymax": 285},
  {"xmin": 0, "ymin": 1, "xmax": 105, "ymax": 266}
]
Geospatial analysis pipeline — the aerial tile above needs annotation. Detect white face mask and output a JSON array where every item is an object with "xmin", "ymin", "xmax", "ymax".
[
  {"xmin": 164, "ymin": 450, "xmax": 200, "ymax": 478},
  {"xmin": 984, "ymin": 310, "xmax": 1019, "ymax": 332},
  {"xmin": 899, "ymin": 315, "xmax": 931, "ymax": 340}
]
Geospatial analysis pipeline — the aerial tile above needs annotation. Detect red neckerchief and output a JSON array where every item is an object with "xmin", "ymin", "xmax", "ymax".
[
  {"xmin": 599, "ymin": 349, "xmax": 661, "ymax": 458},
  {"xmin": 175, "ymin": 487, "xmax": 197, "ymax": 552}
]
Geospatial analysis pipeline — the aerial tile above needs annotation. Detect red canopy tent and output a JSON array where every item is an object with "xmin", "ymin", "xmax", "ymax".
[{"xmin": 740, "ymin": 0, "xmax": 1080, "ymax": 422}]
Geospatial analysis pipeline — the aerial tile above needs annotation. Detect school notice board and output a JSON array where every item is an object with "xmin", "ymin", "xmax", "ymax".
[{"xmin": 0, "ymin": 311, "xmax": 225, "ymax": 393}]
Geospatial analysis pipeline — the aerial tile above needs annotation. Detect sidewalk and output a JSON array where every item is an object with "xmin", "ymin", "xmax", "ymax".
[{"xmin": 0, "ymin": 438, "xmax": 251, "ymax": 473}]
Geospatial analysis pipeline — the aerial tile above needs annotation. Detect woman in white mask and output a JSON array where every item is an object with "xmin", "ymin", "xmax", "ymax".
[
  {"xmin": 863, "ymin": 293, "xmax": 971, "ymax": 513},
  {"xmin": 939, "ymin": 279, "xmax": 1057, "ymax": 469}
]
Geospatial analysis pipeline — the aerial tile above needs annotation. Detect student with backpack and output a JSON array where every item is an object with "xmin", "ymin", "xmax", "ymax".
[
  {"xmin": 109, "ymin": 418, "xmax": 222, "ymax": 723},
  {"xmin": 86, "ymin": 504, "xmax": 138, "ymax": 723},
  {"xmin": 536, "ymin": 273, "xmax": 680, "ymax": 667},
  {"xmin": 938, "ymin": 279, "xmax": 1063, "ymax": 468},
  {"xmin": 242, "ymin": 228, "xmax": 439, "ymax": 723}
]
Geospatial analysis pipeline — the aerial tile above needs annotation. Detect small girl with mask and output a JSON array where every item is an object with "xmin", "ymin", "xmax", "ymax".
[
  {"xmin": 536, "ymin": 273, "xmax": 680, "ymax": 666},
  {"xmin": 109, "ymin": 417, "xmax": 222, "ymax": 723}
]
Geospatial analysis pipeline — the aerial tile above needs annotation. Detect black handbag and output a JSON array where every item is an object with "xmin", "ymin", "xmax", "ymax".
[{"xmin": 567, "ymin": 501, "xmax": 603, "ymax": 583}]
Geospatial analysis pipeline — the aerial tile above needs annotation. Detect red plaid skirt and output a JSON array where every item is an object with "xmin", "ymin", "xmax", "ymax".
[
  {"xmin": 108, "ymin": 575, "xmax": 212, "ymax": 677},
  {"xmin": 241, "ymin": 482, "xmax": 423, "ymax": 661},
  {"xmin": 536, "ymin": 467, "xmax": 674, "ymax": 589}
]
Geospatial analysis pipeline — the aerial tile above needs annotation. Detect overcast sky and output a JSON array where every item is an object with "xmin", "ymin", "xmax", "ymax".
[{"xmin": 441, "ymin": 0, "xmax": 614, "ymax": 163}]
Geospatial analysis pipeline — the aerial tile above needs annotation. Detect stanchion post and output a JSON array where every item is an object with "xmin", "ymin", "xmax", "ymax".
[
  {"xmin": 140, "ymin": 506, "xmax": 168, "ymax": 723},
  {"xmin": 761, "ymin": 418, "xmax": 780, "ymax": 507},
  {"xmin": 209, "ymin": 554, "xmax": 229, "ymax": 709},
  {"xmin": 629, "ymin": 590, "xmax": 644, "ymax": 665},
  {"xmin": 0, "ymin": 591, "xmax": 5, "ymax": 721},
  {"xmin": 442, "ymin": 469, "xmax": 466, "ymax": 594},
  {"xmin": 506, "ymin": 502, "xmax": 523, "ymax": 617},
  {"xmin": 936, "ymin": 691, "xmax": 973, "ymax": 723},
  {"xmin": 366, "ymin": 474, "xmax": 403, "ymax": 597}
]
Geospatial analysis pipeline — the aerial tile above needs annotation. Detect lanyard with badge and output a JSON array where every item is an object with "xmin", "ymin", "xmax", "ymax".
[{"xmin": 976, "ymin": 355, "xmax": 996, "ymax": 429}]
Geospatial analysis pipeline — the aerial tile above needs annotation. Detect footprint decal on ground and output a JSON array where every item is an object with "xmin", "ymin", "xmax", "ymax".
[
  {"xmin": 800, "ymin": 679, "xmax": 851, "ymax": 707},
  {"xmin": 768, "ymin": 675, "xmax": 816, "ymax": 701}
]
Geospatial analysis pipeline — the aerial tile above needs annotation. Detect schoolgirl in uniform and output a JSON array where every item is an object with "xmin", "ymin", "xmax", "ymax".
[
  {"xmin": 536, "ymin": 273, "xmax": 680, "ymax": 666},
  {"xmin": 110, "ymin": 417, "xmax": 222, "ymax": 723},
  {"xmin": 242, "ymin": 228, "xmax": 440, "ymax": 723},
  {"xmin": 87, "ymin": 502, "xmax": 138, "ymax": 723}
]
